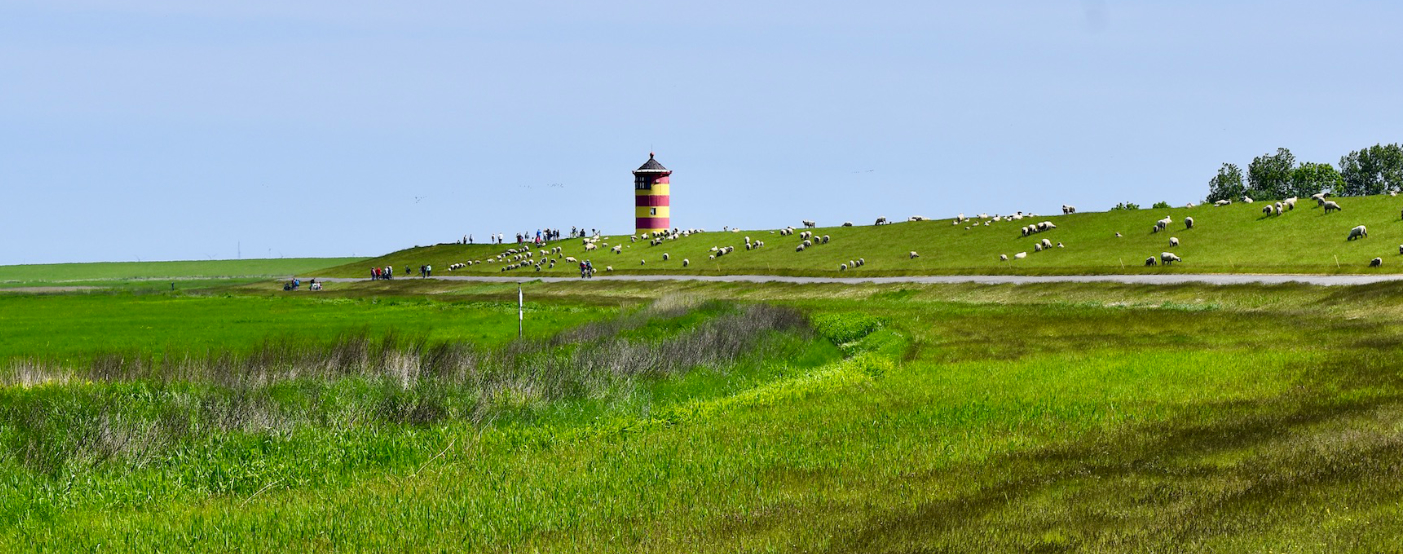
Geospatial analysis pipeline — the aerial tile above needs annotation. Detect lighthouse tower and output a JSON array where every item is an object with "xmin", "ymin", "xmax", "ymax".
[{"xmin": 633, "ymin": 153, "xmax": 671, "ymax": 234}]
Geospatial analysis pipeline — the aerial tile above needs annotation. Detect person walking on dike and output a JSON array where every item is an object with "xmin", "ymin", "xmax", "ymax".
[
  {"xmin": 370, "ymin": 267, "xmax": 377, "ymax": 280},
  {"xmin": 579, "ymin": 260, "xmax": 588, "ymax": 279},
  {"xmin": 425, "ymin": 264, "xmax": 432, "ymax": 277},
  {"xmin": 385, "ymin": 266, "xmax": 393, "ymax": 280}
]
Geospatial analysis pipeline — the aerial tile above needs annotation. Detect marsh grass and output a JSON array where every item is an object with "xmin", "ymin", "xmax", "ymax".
[{"xmin": 0, "ymin": 300, "xmax": 811, "ymax": 481}]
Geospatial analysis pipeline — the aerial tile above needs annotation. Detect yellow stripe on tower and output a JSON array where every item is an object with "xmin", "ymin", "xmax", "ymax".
[
  {"xmin": 635, "ymin": 183, "xmax": 669, "ymax": 196},
  {"xmin": 636, "ymin": 206, "xmax": 671, "ymax": 218}
]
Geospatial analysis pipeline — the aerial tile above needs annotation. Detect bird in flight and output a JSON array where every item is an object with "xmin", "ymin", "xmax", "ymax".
[{"xmin": 414, "ymin": 196, "xmax": 428, "ymax": 203}]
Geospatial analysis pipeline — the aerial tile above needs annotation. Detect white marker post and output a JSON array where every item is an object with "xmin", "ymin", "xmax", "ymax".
[{"xmin": 518, "ymin": 284, "xmax": 524, "ymax": 339}]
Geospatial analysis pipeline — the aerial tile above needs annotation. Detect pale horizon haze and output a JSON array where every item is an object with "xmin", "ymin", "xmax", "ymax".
[{"xmin": 2, "ymin": 1, "xmax": 1401, "ymax": 265}]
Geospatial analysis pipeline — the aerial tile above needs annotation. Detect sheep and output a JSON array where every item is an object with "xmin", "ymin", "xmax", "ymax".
[
  {"xmin": 1185, "ymin": 217, "xmax": 1194, "ymax": 230},
  {"xmin": 857, "ymin": 258, "xmax": 865, "ymax": 266},
  {"xmin": 606, "ymin": 266, "xmax": 614, "ymax": 272},
  {"xmin": 1187, "ymin": 202, "xmax": 1196, "ymax": 208},
  {"xmin": 1145, "ymin": 256, "xmax": 1157, "ymax": 266},
  {"xmin": 1311, "ymin": 192, "xmax": 1327, "ymax": 204},
  {"xmin": 875, "ymin": 217, "xmax": 887, "ymax": 226},
  {"xmin": 822, "ymin": 235, "xmax": 830, "ymax": 244},
  {"xmin": 1348, "ymin": 225, "xmax": 1368, "ymax": 241},
  {"xmin": 1372, "ymin": 257, "xmax": 1384, "ymax": 267},
  {"xmin": 1161, "ymin": 252, "xmax": 1181, "ymax": 265},
  {"xmin": 1014, "ymin": 252, "xmax": 1027, "ymax": 259},
  {"xmin": 611, "ymin": 245, "xmax": 622, "ymax": 254},
  {"xmin": 1000, "ymin": 254, "xmax": 1009, "ymax": 261},
  {"xmin": 683, "ymin": 259, "xmax": 689, "ymax": 267},
  {"xmin": 1324, "ymin": 201, "xmax": 1342, "ymax": 213},
  {"xmin": 663, "ymin": 253, "xmax": 670, "ymax": 261},
  {"xmin": 1170, "ymin": 237, "xmax": 1179, "ymax": 247},
  {"xmin": 1242, "ymin": 196, "xmax": 1254, "ymax": 203},
  {"xmin": 843, "ymin": 221, "xmax": 853, "ymax": 227},
  {"xmin": 1041, "ymin": 238, "xmax": 1053, "ymax": 249},
  {"xmin": 1115, "ymin": 232, "xmax": 1123, "ymax": 237},
  {"xmin": 566, "ymin": 256, "xmax": 578, "ymax": 263},
  {"xmin": 640, "ymin": 259, "xmax": 646, "ymax": 265},
  {"xmin": 802, "ymin": 220, "xmax": 816, "ymax": 228},
  {"xmin": 839, "ymin": 263, "xmax": 847, "ymax": 271},
  {"xmin": 1214, "ymin": 199, "xmax": 1232, "ymax": 206},
  {"xmin": 1034, "ymin": 243, "xmax": 1043, "ymax": 252},
  {"xmin": 796, "ymin": 244, "xmax": 806, "ymax": 252},
  {"xmin": 802, "ymin": 239, "xmax": 812, "ymax": 248},
  {"xmin": 909, "ymin": 215, "xmax": 927, "ymax": 222},
  {"xmin": 1062, "ymin": 204, "xmax": 1076, "ymax": 214},
  {"xmin": 1056, "ymin": 242, "xmax": 1065, "ymax": 248},
  {"xmin": 1262, "ymin": 205, "xmax": 1275, "ymax": 215},
  {"xmin": 909, "ymin": 251, "xmax": 920, "ymax": 259}
]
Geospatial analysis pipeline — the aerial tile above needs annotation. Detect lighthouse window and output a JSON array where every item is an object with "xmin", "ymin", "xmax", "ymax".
[{"xmin": 650, "ymin": 208, "xmax": 657, "ymax": 216}]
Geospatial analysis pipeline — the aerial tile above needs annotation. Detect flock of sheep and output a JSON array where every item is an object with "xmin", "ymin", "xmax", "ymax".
[{"xmin": 434, "ymin": 192, "xmax": 1403, "ymax": 275}]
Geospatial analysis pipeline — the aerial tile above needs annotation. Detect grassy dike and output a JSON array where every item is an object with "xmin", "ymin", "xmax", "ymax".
[
  {"xmin": 317, "ymin": 193, "xmax": 1403, "ymax": 277},
  {"xmin": 3, "ymin": 279, "xmax": 1403, "ymax": 551}
]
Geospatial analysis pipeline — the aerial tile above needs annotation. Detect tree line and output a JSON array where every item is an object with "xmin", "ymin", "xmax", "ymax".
[{"xmin": 1206, "ymin": 143, "xmax": 1403, "ymax": 202}]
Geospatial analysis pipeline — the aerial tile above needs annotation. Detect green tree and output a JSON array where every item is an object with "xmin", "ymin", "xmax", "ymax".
[
  {"xmin": 1339, "ymin": 143, "xmax": 1403, "ymax": 196},
  {"xmin": 1207, "ymin": 163, "xmax": 1245, "ymax": 203},
  {"xmin": 1247, "ymin": 148, "xmax": 1295, "ymax": 200},
  {"xmin": 1289, "ymin": 162, "xmax": 1343, "ymax": 198}
]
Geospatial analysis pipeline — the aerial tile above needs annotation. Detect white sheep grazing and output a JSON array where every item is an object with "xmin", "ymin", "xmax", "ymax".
[
  {"xmin": 843, "ymin": 221, "xmax": 853, "ymax": 227},
  {"xmin": 1324, "ymin": 201, "xmax": 1342, "ymax": 213},
  {"xmin": 1276, "ymin": 202, "xmax": 1284, "ymax": 213},
  {"xmin": 1372, "ymin": 257, "xmax": 1384, "ymax": 267},
  {"xmin": 1263, "ymin": 205, "xmax": 1274, "ymax": 215},
  {"xmin": 1187, "ymin": 202, "xmax": 1196, "ymax": 208},
  {"xmin": 1185, "ymin": 217, "xmax": 1194, "ymax": 230},
  {"xmin": 875, "ymin": 217, "xmax": 887, "ymax": 225},
  {"xmin": 1115, "ymin": 232, "xmax": 1122, "ymax": 237},
  {"xmin": 1034, "ymin": 243, "xmax": 1043, "ymax": 252},
  {"xmin": 683, "ymin": 259, "xmax": 689, "ymax": 267},
  {"xmin": 1000, "ymin": 254, "xmax": 1009, "ymax": 261},
  {"xmin": 909, "ymin": 251, "xmax": 920, "ymax": 259},
  {"xmin": 1057, "ymin": 242, "xmax": 1065, "ymax": 248},
  {"xmin": 1014, "ymin": 252, "xmax": 1028, "ymax": 259},
  {"xmin": 640, "ymin": 259, "xmax": 646, "ymax": 265},
  {"xmin": 606, "ymin": 266, "xmax": 614, "ymax": 271},
  {"xmin": 1161, "ymin": 252, "xmax": 1181, "ymax": 265},
  {"xmin": 1145, "ymin": 257, "xmax": 1156, "ymax": 266},
  {"xmin": 1215, "ymin": 199, "xmax": 1231, "ymax": 206},
  {"xmin": 663, "ymin": 253, "xmax": 670, "ymax": 261},
  {"xmin": 858, "ymin": 258, "xmax": 865, "ymax": 266},
  {"xmin": 566, "ymin": 256, "xmax": 578, "ymax": 263},
  {"xmin": 802, "ymin": 220, "xmax": 817, "ymax": 228},
  {"xmin": 1041, "ymin": 238, "xmax": 1052, "ymax": 249},
  {"xmin": 822, "ymin": 235, "xmax": 830, "ymax": 244},
  {"xmin": 1170, "ymin": 237, "xmax": 1179, "ymax": 247},
  {"xmin": 1348, "ymin": 225, "xmax": 1368, "ymax": 240},
  {"xmin": 796, "ymin": 244, "xmax": 806, "ymax": 252},
  {"xmin": 1242, "ymin": 196, "xmax": 1254, "ymax": 203},
  {"xmin": 839, "ymin": 264, "xmax": 847, "ymax": 271}
]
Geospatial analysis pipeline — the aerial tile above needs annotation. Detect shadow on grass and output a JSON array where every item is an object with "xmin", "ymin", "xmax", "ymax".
[{"xmin": 825, "ymin": 354, "xmax": 1403, "ymax": 553}]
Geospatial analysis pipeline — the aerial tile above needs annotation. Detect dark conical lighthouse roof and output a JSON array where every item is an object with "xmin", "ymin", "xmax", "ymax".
[{"xmin": 634, "ymin": 152, "xmax": 669, "ymax": 173}]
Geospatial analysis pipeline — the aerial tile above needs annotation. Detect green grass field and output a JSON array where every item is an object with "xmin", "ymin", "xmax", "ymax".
[
  {"xmin": 316, "ymin": 194, "xmax": 1403, "ymax": 277},
  {"xmin": 0, "ymin": 258, "xmax": 364, "ymax": 288},
  {"xmin": 5, "ymin": 279, "xmax": 1403, "ymax": 551}
]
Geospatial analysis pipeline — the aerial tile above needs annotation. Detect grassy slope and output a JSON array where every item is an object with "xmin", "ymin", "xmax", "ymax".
[
  {"xmin": 7, "ymin": 280, "xmax": 1403, "ymax": 551},
  {"xmin": 0, "ymin": 258, "xmax": 364, "ymax": 285},
  {"xmin": 316, "ymin": 194, "xmax": 1403, "ymax": 277}
]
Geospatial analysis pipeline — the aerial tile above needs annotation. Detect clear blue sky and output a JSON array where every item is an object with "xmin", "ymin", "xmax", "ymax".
[{"xmin": 2, "ymin": 1, "xmax": 1400, "ymax": 265}]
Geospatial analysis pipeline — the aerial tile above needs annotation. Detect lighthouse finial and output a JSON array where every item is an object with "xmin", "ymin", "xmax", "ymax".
[{"xmin": 649, "ymin": 151, "xmax": 654, "ymax": 159}]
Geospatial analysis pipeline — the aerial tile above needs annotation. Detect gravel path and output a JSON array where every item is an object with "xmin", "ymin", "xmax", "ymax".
[{"xmin": 308, "ymin": 274, "xmax": 1403, "ymax": 286}]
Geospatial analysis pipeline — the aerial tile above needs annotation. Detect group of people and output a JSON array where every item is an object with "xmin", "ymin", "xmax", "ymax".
[
  {"xmin": 283, "ymin": 278, "xmax": 321, "ymax": 291},
  {"xmin": 369, "ymin": 265, "xmax": 432, "ymax": 280},
  {"xmin": 578, "ymin": 259, "xmax": 595, "ymax": 278}
]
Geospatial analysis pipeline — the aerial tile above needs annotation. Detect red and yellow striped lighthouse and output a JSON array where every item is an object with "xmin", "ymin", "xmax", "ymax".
[{"xmin": 633, "ymin": 152, "xmax": 671, "ymax": 234}]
